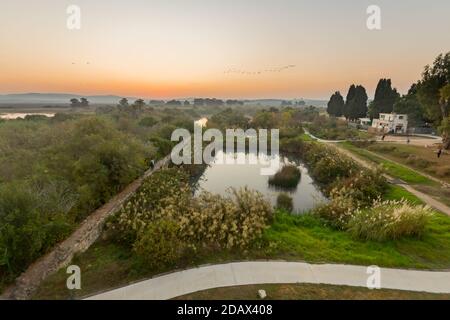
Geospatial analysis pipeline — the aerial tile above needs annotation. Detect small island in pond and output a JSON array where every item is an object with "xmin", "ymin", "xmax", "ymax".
[{"xmin": 269, "ymin": 165, "xmax": 302, "ymax": 190}]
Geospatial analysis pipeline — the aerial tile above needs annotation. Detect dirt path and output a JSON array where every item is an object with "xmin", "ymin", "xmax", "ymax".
[
  {"xmin": 379, "ymin": 135, "xmax": 442, "ymax": 147},
  {"xmin": 331, "ymin": 144, "xmax": 450, "ymax": 216},
  {"xmin": 356, "ymin": 148, "xmax": 449, "ymax": 188},
  {"xmin": 304, "ymin": 130, "xmax": 450, "ymax": 216},
  {"xmin": 1, "ymin": 156, "xmax": 171, "ymax": 300}
]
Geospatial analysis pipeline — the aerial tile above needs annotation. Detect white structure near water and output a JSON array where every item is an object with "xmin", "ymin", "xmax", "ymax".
[{"xmin": 372, "ymin": 113, "xmax": 408, "ymax": 134}]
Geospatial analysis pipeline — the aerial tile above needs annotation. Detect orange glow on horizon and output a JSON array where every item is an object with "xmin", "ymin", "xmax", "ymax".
[{"xmin": 1, "ymin": 1, "xmax": 449, "ymax": 99}]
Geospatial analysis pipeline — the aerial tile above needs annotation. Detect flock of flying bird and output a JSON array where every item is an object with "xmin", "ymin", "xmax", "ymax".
[
  {"xmin": 68, "ymin": 62, "xmax": 295, "ymax": 75},
  {"xmin": 224, "ymin": 64, "xmax": 296, "ymax": 75}
]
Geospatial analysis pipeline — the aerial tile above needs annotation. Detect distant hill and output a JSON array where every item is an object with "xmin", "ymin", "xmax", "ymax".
[
  {"xmin": 0, "ymin": 93, "xmax": 327, "ymax": 107},
  {"xmin": 0, "ymin": 93, "xmax": 138, "ymax": 105},
  {"xmin": 244, "ymin": 99, "xmax": 327, "ymax": 108}
]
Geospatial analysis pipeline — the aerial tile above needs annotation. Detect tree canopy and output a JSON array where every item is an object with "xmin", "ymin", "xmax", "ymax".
[
  {"xmin": 415, "ymin": 52, "xmax": 450, "ymax": 148},
  {"xmin": 344, "ymin": 85, "xmax": 368, "ymax": 120},
  {"xmin": 416, "ymin": 53, "xmax": 450, "ymax": 125},
  {"xmin": 393, "ymin": 84, "xmax": 426, "ymax": 127},
  {"xmin": 327, "ymin": 91, "xmax": 345, "ymax": 117},
  {"xmin": 368, "ymin": 79, "xmax": 399, "ymax": 119}
]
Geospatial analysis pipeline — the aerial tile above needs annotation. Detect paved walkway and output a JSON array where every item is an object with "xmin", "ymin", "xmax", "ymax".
[
  {"xmin": 86, "ymin": 261, "xmax": 450, "ymax": 300},
  {"xmin": 303, "ymin": 129, "xmax": 344, "ymax": 143}
]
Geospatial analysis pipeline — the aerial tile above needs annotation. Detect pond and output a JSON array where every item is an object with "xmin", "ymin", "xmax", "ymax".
[
  {"xmin": 0, "ymin": 113, "xmax": 55, "ymax": 120},
  {"xmin": 195, "ymin": 150, "xmax": 327, "ymax": 213}
]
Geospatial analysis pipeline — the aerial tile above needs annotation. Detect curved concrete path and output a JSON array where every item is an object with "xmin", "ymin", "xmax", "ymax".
[
  {"xmin": 303, "ymin": 129, "xmax": 344, "ymax": 143},
  {"xmin": 86, "ymin": 262, "xmax": 450, "ymax": 300}
]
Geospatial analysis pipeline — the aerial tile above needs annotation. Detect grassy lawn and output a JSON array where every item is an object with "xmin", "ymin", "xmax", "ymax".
[
  {"xmin": 339, "ymin": 142, "xmax": 434, "ymax": 185},
  {"xmin": 174, "ymin": 283, "xmax": 450, "ymax": 300},
  {"xmin": 367, "ymin": 143, "xmax": 450, "ymax": 184},
  {"xmin": 383, "ymin": 184, "xmax": 424, "ymax": 204},
  {"xmin": 260, "ymin": 212, "xmax": 450, "ymax": 270},
  {"xmin": 34, "ymin": 208, "xmax": 450, "ymax": 300},
  {"xmin": 339, "ymin": 142, "xmax": 450, "ymax": 207},
  {"xmin": 299, "ymin": 133, "xmax": 314, "ymax": 141}
]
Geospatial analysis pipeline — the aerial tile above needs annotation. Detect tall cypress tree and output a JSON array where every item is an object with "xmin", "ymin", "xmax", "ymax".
[
  {"xmin": 368, "ymin": 79, "xmax": 400, "ymax": 119},
  {"xmin": 345, "ymin": 85, "xmax": 368, "ymax": 120},
  {"xmin": 327, "ymin": 91, "xmax": 345, "ymax": 117},
  {"xmin": 344, "ymin": 85, "xmax": 357, "ymax": 119}
]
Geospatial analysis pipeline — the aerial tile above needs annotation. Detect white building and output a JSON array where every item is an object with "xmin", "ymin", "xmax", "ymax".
[{"xmin": 372, "ymin": 113, "xmax": 408, "ymax": 134}]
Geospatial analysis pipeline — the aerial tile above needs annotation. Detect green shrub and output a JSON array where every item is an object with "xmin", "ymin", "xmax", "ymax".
[
  {"xmin": 269, "ymin": 165, "xmax": 301, "ymax": 189},
  {"xmin": 178, "ymin": 188, "xmax": 273, "ymax": 249},
  {"xmin": 0, "ymin": 182, "xmax": 76, "ymax": 278},
  {"xmin": 109, "ymin": 169, "xmax": 273, "ymax": 251},
  {"xmin": 350, "ymin": 140, "xmax": 375, "ymax": 148},
  {"xmin": 107, "ymin": 168, "xmax": 190, "ymax": 245},
  {"xmin": 405, "ymin": 155, "xmax": 432, "ymax": 168},
  {"xmin": 311, "ymin": 155, "xmax": 356, "ymax": 186},
  {"xmin": 330, "ymin": 168, "xmax": 387, "ymax": 206},
  {"xmin": 280, "ymin": 137, "xmax": 306, "ymax": 154},
  {"xmin": 138, "ymin": 116, "xmax": 157, "ymax": 127},
  {"xmin": 133, "ymin": 219, "xmax": 183, "ymax": 269},
  {"xmin": 280, "ymin": 127, "xmax": 303, "ymax": 139},
  {"xmin": 313, "ymin": 166, "xmax": 386, "ymax": 229},
  {"xmin": 347, "ymin": 199, "xmax": 433, "ymax": 241},
  {"xmin": 368, "ymin": 144, "xmax": 396, "ymax": 153},
  {"xmin": 313, "ymin": 194, "xmax": 357, "ymax": 229},
  {"xmin": 276, "ymin": 193, "xmax": 294, "ymax": 212}
]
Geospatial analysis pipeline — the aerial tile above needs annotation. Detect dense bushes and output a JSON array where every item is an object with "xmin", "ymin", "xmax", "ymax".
[
  {"xmin": 0, "ymin": 182, "xmax": 75, "ymax": 281},
  {"xmin": 304, "ymin": 142, "xmax": 432, "ymax": 241},
  {"xmin": 276, "ymin": 193, "xmax": 294, "ymax": 212},
  {"xmin": 279, "ymin": 136, "xmax": 306, "ymax": 154},
  {"xmin": 330, "ymin": 168, "xmax": 387, "ymax": 207},
  {"xmin": 303, "ymin": 143, "xmax": 358, "ymax": 186},
  {"xmin": 269, "ymin": 165, "xmax": 301, "ymax": 189},
  {"xmin": 108, "ymin": 169, "xmax": 191, "ymax": 245},
  {"xmin": 313, "ymin": 193, "xmax": 357, "ymax": 229},
  {"xmin": 0, "ymin": 110, "xmax": 196, "ymax": 285},
  {"xmin": 307, "ymin": 116, "xmax": 372, "ymax": 140},
  {"xmin": 108, "ymin": 168, "xmax": 273, "ymax": 266},
  {"xmin": 178, "ymin": 188, "xmax": 273, "ymax": 249},
  {"xmin": 133, "ymin": 220, "xmax": 183, "ymax": 269},
  {"xmin": 348, "ymin": 200, "xmax": 432, "ymax": 241}
]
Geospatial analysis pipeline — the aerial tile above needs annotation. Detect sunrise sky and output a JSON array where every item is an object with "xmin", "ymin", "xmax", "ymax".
[{"xmin": 1, "ymin": 0, "xmax": 449, "ymax": 99}]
